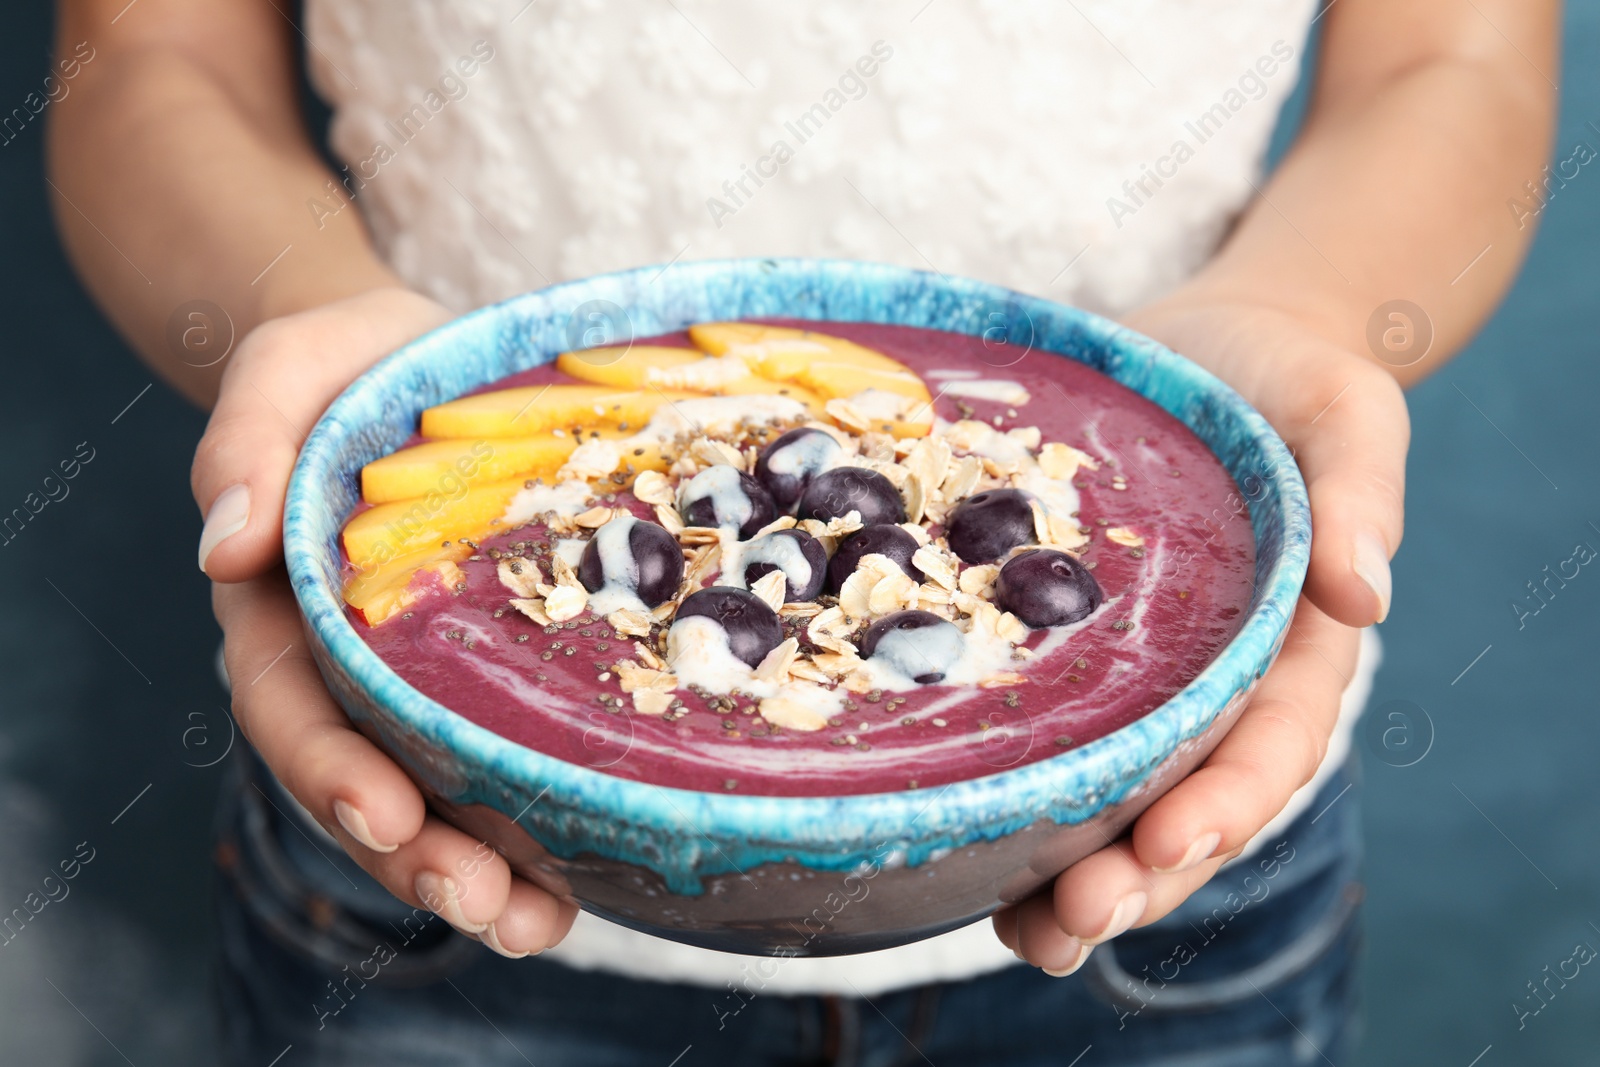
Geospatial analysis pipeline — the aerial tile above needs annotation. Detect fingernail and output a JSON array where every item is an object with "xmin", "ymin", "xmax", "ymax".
[
  {"xmin": 1043, "ymin": 942, "xmax": 1092, "ymax": 978},
  {"xmin": 1353, "ymin": 531, "xmax": 1392, "ymax": 623},
  {"xmin": 1155, "ymin": 831, "xmax": 1222, "ymax": 874},
  {"xmin": 482, "ymin": 921, "xmax": 531, "ymax": 960},
  {"xmin": 414, "ymin": 872, "xmax": 488, "ymax": 934},
  {"xmin": 1085, "ymin": 891, "xmax": 1147, "ymax": 946},
  {"xmin": 198, "ymin": 484, "xmax": 250, "ymax": 574},
  {"xmin": 332, "ymin": 799, "xmax": 397, "ymax": 854}
]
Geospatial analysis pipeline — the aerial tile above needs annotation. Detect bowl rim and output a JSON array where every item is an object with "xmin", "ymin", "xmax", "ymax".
[{"xmin": 284, "ymin": 257, "xmax": 1310, "ymax": 847}]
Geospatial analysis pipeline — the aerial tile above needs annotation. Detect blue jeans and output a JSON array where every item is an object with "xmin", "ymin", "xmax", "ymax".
[{"xmin": 215, "ymin": 753, "xmax": 1362, "ymax": 1066}]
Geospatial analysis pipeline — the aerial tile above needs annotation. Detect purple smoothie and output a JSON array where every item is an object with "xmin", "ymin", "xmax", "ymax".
[{"xmin": 352, "ymin": 322, "xmax": 1256, "ymax": 796}]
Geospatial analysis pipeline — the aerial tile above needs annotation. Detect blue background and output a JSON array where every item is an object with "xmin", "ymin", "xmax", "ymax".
[{"xmin": 0, "ymin": 4, "xmax": 1595, "ymax": 1063}]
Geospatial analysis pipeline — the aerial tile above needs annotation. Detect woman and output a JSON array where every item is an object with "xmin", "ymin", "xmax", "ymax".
[{"xmin": 50, "ymin": 0, "xmax": 1556, "ymax": 1062}]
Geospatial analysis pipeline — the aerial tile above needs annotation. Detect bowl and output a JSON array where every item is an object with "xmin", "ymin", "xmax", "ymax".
[{"xmin": 284, "ymin": 258, "xmax": 1310, "ymax": 956}]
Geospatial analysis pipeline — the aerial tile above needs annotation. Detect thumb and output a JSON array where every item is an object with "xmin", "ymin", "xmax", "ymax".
[
  {"xmin": 191, "ymin": 365, "xmax": 304, "ymax": 582},
  {"xmin": 1292, "ymin": 363, "xmax": 1409, "ymax": 628},
  {"xmin": 192, "ymin": 288, "xmax": 452, "ymax": 582}
]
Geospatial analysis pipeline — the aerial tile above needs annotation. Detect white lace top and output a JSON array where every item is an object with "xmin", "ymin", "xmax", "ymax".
[{"xmin": 304, "ymin": 0, "xmax": 1333, "ymax": 994}]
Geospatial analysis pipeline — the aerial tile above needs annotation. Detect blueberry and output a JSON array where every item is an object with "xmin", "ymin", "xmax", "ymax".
[
  {"xmin": 674, "ymin": 586, "xmax": 784, "ymax": 668},
  {"xmin": 861, "ymin": 611, "xmax": 964, "ymax": 685},
  {"xmin": 578, "ymin": 516, "xmax": 683, "ymax": 609},
  {"xmin": 756, "ymin": 427, "xmax": 843, "ymax": 512},
  {"xmin": 678, "ymin": 466, "xmax": 777, "ymax": 540},
  {"xmin": 741, "ymin": 528, "xmax": 828, "ymax": 602},
  {"xmin": 796, "ymin": 467, "xmax": 905, "ymax": 526},
  {"xmin": 995, "ymin": 549, "xmax": 1104, "ymax": 628},
  {"xmin": 826, "ymin": 524, "xmax": 924, "ymax": 594},
  {"xmin": 945, "ymin": 488, "xmax": 1036, "ymax": 563}
]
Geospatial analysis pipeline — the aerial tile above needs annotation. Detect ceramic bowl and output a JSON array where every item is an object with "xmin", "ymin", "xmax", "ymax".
[{"xmin": 284, "ymin": 258, "xmax": 1310, "ymax": 956}]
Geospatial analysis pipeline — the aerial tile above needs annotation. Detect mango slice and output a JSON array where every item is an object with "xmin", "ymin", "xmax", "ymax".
[
  {"xmin": 361, "ymin": 437, "xmax": 576, "ymax": 505},
  {"xmin": 420, "ymin": 386, "xmax": 696, "ymax": 439},
  {"xmin": 342, "ymin": 477, "xmax": 527, "ymax": 571},
  {"xmin": 797, "ymin": 362, "xmax": 932, "ymax": 404},
  {"xmin": 344, "ymin": 543, "xmax": 472, "ymax": 625},
  {"xmin": 554, "ymin": 345, "xmax": 704, "ymax": 389},
  {"xmin": 688, "ymin": 323, "xmax": 914, "ymax": 378}
]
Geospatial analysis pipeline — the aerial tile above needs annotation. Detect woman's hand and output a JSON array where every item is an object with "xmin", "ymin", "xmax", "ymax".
[
  {"xmin": 994, "ymin": 299, "xmax": 1408, "ymax": 973},
  {"xmin": 196, "ymin": 287, "xmax": 580, "ymax": 957}
]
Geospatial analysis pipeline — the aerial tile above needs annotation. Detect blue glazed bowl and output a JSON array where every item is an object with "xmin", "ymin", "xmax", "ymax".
[{"xmin": 285, "ymin": 258, "xmax": 1310, "ymax": 956}]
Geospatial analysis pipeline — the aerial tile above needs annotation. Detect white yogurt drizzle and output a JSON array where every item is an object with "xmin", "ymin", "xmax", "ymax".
[
  {"xmin": 729, "ymin": 531, "xmax": 813, "ymax": 592},
  {"xmin": 666, "ymin": 615, "xmax": 846, "ymax": 716},
  {"xmin": 855, "ymin": 619, "xmax": 1019, "ymax": 692},
  {"xmin": 584, "ymin": 515, "xmax": 651, "ymax": 615},
  {"xmin": 552, "ymin": 538, "xmax": 588, "ymax": 569},
  {"xmin": 677, "ymin": 465, "xmax": 753, "ymax": 533},
  {"xmin": 503, "ymin": 479, "xmax": 594, "ymax": 524},
  {"xmin": 763, "ymin": 429, "xmax": 842, "ymax": 482},
  {"xmin": 937, "ymin": 379, "xmax": 1032, "ymax": 405}
]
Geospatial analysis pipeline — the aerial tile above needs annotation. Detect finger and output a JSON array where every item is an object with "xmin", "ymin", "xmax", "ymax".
[
  {"xmin": 339, "ymin": 814, "xmax": 513, "ymax": 933},
  {"xmin": 1129, "ymin": 599, "xmax": 1356, "ymax": 872},
  {"xmin": 194, "ymin": 289, "xmax": 450, "ymax": 581},
  {"xmin": 547, "ymin": 898, "xmax": 581, "ymax": 947},
  {"xmin": 1015, "ymin": 893, "xmax": 1090, "ymax": 975},
  {"xmin": 1285, "ymin": 361, "xmax": 1408, "ymax": 627},
  {"xmin": 1050, "ymin": 838, "xmax": 1227, "ymax": 942},
  {"xmin": 217, "ymin": 574, "xmax": 427, "ymax": 852},
  {"xmin": 482, "ymin": 880, "xmax": 579, "ymax": 958},
  {"xmin": 991, "ymin": 905, "xmax": 1020, "ymax": 955}
]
